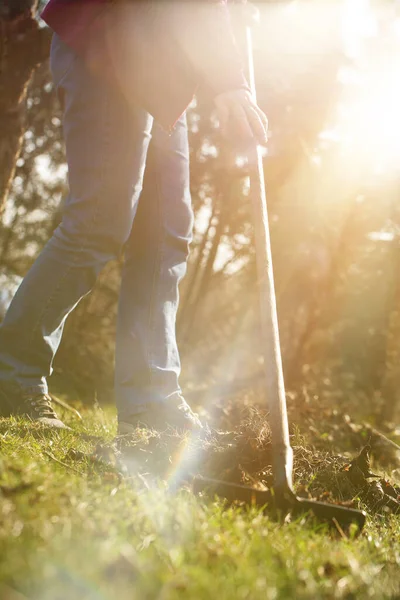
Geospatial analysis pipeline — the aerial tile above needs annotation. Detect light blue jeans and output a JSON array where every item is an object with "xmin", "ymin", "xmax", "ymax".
[{"xmin": 0, "ymin": 34, "xmax": 193, "ymax": 421}]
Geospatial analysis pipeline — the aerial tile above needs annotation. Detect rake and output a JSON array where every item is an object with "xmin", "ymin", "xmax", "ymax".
[{"xmin": 193, "ymin": 2, "xmax": 366, "ymax": 532}]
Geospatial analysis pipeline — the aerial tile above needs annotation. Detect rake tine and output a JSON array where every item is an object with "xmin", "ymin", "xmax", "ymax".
[
  {"xmin": 193, "ymin": 476, "xmax": 366, "ymax": 531},
  {"xmin": 293, "ymin": 496, "xmax": 366, "ymax": 530},
  {"xmin": 193, "ymin": 476, "xmax": 272, "ymax": 507}
]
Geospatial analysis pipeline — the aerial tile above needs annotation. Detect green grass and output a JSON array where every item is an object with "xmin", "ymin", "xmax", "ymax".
[{"xmin": 0, "ymin": 406, "xmax": 399, "ymax": 600}]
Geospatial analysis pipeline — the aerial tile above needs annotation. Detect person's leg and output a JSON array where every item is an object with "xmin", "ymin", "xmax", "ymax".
[
  {"xmin": 0, "ymin": 34, "xmax": 152, "ymax": 414},
  {"xmin": 115, "ymin": 114, "xmax": 201, "ymax": 430}
]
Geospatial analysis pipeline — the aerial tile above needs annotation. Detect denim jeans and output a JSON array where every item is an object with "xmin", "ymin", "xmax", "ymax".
[{"xmin": 0, "ymin": 34, "xmax": 193, "ymax": 420}]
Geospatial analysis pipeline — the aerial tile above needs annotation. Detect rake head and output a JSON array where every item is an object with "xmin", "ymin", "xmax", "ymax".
[{"xmin": 192, "ymin": 476, "xmax": 366, "ymax": 533}]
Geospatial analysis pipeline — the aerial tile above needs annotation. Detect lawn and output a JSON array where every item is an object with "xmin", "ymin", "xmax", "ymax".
[{"xmin": 0, "ymin": 405, "xmax": 399, "ymax": 600}]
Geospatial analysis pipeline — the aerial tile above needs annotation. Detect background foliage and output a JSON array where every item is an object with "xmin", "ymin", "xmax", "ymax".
[{"xmin": 1, "ymin": 0, "xmax": 400, "ymax": 425}]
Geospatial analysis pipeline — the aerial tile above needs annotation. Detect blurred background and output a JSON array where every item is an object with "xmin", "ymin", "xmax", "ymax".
[{"xmin": 1, "ymin": 0, "xmax": 400, "ymax": 426}]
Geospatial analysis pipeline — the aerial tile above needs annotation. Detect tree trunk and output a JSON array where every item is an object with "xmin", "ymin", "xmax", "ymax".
[
  {"xmin": 0, "ymin": 1, "xmax": 51, "ymax": 211},
  {"xmin": 178, "ymin": 199, "xmax": 219, "ymax": 333}
]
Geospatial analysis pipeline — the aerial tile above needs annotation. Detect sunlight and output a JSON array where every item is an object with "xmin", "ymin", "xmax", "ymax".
[
  {"xmin": 346, "ymin": 72, "xmax": 400, "ymax": 174},
  {"xmin": 306, "ymin": 0, "xmax": 400, "ymax": 179},
  {"xmin": 341, "ymin": 0, "xmax": 377, "ymax": 59},
  {"xmin": 337, "ymin": 0, "xmax": 400, "ymax": 175}
]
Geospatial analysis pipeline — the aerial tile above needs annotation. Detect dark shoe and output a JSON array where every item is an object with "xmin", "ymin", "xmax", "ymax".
[
  {"xmin": 118, "ymin": 396, "xmax": 204, "ymax": 436},
  {"xmin": 0, "ymin": 382, "xmax": 69, "ymax": 429}
]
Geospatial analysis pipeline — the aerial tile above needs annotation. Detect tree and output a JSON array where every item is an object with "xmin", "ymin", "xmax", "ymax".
[
  {"xmin": 1, "ymin": 0, "xmax": 399, "ymax": 425},
  {"xmin": 0, "ymin": 0, "xmax": 50, "ymax": 211}
]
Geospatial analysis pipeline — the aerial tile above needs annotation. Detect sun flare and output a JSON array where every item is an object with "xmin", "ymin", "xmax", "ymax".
[{"xmin": 334, "ymin": 0, "xmax": 400, "ymax": 176}]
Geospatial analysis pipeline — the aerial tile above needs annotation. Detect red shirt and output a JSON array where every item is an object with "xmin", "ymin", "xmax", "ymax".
[{"xmin": 41, "ymin": 0, "xmax": 249, "ymax": 129}]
